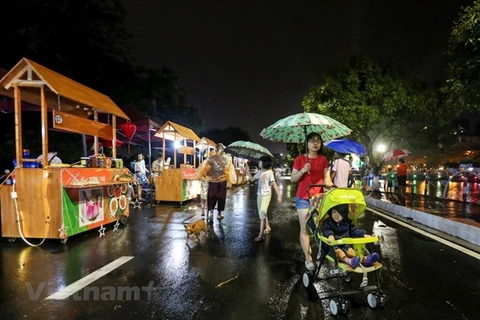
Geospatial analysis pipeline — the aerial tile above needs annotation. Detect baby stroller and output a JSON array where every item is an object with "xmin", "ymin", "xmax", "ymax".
[{"xmin": 303, "ymin": 185, "xmax": 386, "ymax": 316}]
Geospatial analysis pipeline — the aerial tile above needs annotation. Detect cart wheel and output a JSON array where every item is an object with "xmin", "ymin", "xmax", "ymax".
[
  {"xmin": 8, "ymin": 238, "xmax": 16, "ymax": 243},
  {"xmin": 60, "ymin": 238, "xmax": 68, "ymax": 245},
  {"xmin": 376, "ymin": 291, "xmax": 386, "ymax": 307},
  {"xmin": 302, "ymin": 272, "xmax": 312, "ymax": 288},
  {"xmin": 344, "ymin": 272, "xmax": 352, "ymax": 283},
  {"xmin": 339, "ymin": 298, "xmax": 351, "ymax": 314},
  {"xmin": 329, "ymin": 299, "xmax": 340, "ymax": 316},
  {"xmin": 120, "ymin": 215, "xmax": 128, "ymax": 225},
  {"xmin": 366, "ymin": 292, "xmax": 378, "ymax": 309}
]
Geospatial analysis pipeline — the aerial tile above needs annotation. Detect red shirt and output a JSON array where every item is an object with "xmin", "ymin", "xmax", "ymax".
[
  {"xmin": 293, "ymin": 154, "xmax": 329, "ymax": 199},
  {"xmin": 397, "ymin": 163, "xmax": 408, "ymax": 176}
]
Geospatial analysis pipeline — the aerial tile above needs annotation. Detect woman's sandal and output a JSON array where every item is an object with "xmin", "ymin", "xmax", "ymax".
[
  {"xmin": 264, "ymin": 229, "xmax": 272, "ymax": 234},
  {"xmin": 254, "ymin": 235, "xmax": 264, "ymax": 242}
]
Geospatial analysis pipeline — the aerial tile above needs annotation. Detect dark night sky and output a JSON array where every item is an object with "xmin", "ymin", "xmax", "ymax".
[{"xmin": 119, "ymin": 0, "xmax": 473, "ymax": 154}]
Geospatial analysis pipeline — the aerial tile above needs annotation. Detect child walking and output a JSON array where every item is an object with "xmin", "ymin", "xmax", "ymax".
[
  {"xmin": 321, "ymin": 203, "xmax": 380, "ymax": 268},
  {"xmin": 247, "ymin": 156, "xmax": 282, "ymax": 242}
]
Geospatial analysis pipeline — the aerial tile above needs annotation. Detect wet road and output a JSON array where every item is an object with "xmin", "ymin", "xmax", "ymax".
[{"xmin": 0, "ymin": 178, "xmax": 479, "ymax": 320}]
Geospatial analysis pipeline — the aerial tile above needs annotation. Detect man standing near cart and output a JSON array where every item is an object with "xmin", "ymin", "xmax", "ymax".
[
  {"xmin": 151, "ymin": 153, "xmax": 163, "ymax": 183},
  {"xmin": 36, "ymin": 151, "xmax": 62, "ymax": 166}
]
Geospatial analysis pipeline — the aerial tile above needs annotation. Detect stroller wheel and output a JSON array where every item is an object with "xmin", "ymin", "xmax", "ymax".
[
  {"xmin": 339, "ymin": 298, "xmax": 351, "ymax": 314},
  {"xmin": 376, "ymin": 291, "xmax": 386, "ymax": 307},
  {"xmin": 329, "ymin": 299, "xmax": 340, "ymax": 316},
  {"xmin": 302, "ymin": 272, "xmax": 312, "ymax": 287},
  {"xmin": 366, "ymin": 292, "xmax": 378, "ymax": 309}
]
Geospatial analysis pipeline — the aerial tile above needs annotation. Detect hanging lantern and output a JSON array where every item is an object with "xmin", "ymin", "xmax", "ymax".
[{"xmin": 120, "ymin": 121, "xmax": 137, "ymax": 153}]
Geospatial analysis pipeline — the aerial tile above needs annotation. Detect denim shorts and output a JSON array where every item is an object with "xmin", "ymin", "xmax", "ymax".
[{"xmin": 295, "ymin": 197, "xmax": 310, "ymax": 210}]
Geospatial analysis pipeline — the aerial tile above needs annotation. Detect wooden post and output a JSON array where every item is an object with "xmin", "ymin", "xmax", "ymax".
[
  {"xmin": 174, "ymin": 133, "xmax": 177, "ymax": 168},
  {"xmin": 162, "ymin": 136, "xmax": 166, "ymax": 167},
  {"xmin": 112, "ymin": 115, "xmax": 117, "ymax": 159},
  {"xmin": 13, "ymin": 84, "xmax": 22, "ymax": 167},
  {"xmin": 193, "ymin": 140, "xmax": 196, "ymax": 167},
  {"xmin": 183, "ymin": 138, "xmax": 187, "ymax": 164},
  {"xmin": 40, "ymin": 86, "xmax": 48, "ymax": 165},
  {"xmin": 93, "ymin": 111, "xmax": 98, "ymax": 154}
]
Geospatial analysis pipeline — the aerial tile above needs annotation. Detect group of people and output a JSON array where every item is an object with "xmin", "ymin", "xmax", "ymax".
[
  {"xmin": 290, "ymin": 132, "xmax": 380, "ymax": 270},
  {"xmin": 132, "ymin": 153, "xmax": 171, "ymax": 200},
  {"xmin": 195, "ymin": 133, "xmax": 380, "ymax": 271},
  {"xmin": 385, "ymin": 158, "xmax": 408, "ymax": 195},
  {"xmin": 196, "ymin": 143, "xmax": 283, "ymax": 243}
]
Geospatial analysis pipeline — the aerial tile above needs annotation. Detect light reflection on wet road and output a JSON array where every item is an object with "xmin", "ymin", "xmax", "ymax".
[{"xmin": 0, "ymin": 178, "xmax": 479, "ymax": 319}]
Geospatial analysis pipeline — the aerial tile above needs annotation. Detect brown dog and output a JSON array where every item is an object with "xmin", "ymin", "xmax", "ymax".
[{"xmin": 184, "ymin": 219, "xmax": 207, "ymax": 244}]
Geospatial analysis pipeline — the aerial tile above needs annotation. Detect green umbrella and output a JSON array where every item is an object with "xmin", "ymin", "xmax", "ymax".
[
  {"xmin": 227, "ymin": 141, "xmax": 274, "ymax": 159},
  {"xmin": 259, "ymin": 112, "xmax": 351, "ymax": 143}
]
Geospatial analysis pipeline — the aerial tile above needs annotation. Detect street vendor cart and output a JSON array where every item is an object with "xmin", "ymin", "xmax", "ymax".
[
  {"xmin": 0, "ymin": 58, "xmax": 133, "ymax": 244},
  {"xmin": 154, "ymin": 121, "xmax": 202, "ymax": 204}
]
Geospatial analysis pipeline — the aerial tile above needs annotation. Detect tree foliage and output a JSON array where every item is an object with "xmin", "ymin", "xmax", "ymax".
[
  {"xmin": 302, "ymin": 57, "xmax": 451, "ymax": 172},
  {"xmin": 443, "ymin": 0, "xmax": 480, "ymax": 114},
  {"xmin": 0, "ymin": 0, "xmax": 203, "ymax": 167}
]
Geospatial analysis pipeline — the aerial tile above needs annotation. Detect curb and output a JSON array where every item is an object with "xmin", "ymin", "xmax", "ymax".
[{"xmin": 365, "ymin": 196, "xmax": 480, "ymax": 249}]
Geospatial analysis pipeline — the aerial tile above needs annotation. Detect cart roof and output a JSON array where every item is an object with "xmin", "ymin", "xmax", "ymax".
[
  {"xmin": 154, "ymin": 120, "xmax": 200, "ymax": 141},
  {"xmin": 0, "ymin": 58, "xmax": 129, "ymax": 120},
  {"xmin": 201, "ymin": 137, "xmax": 216, "ymax": 147}
]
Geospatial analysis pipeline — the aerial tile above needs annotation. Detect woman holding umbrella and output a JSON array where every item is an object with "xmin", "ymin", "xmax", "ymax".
[{"xmin": 291, "ymin": 132, "xmax": 333, "ymax": 271}]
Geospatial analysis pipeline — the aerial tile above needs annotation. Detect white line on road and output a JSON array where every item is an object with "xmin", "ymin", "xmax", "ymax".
[
  {"xmin": 369, "ymin": 207, "xmax": 480, "ymax": 261},
  {"xmin": 45, "ymin": 256, "xmax": 135, "ymax": 300}
]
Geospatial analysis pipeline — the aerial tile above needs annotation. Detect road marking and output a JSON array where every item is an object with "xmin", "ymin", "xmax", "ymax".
[
  {"xmin": 45, "ymin": 256, "xmax": 134, "ymax": 300},
  {"xmin": 368, "ymin": 207, "xmax": 480, "ymax": 261}
]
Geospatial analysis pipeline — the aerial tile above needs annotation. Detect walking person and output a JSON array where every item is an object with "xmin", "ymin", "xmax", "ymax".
[
  {"xmin": 246, "ymin": 156, "xmax": 282, "ymax": 242},
  {"xmin": 134, "ymin": 153, "xmax": 149, "ymax": 200},
  {"xmin": 291, "ymin": 132, "xmax": 333, "ymax": 271},
  {"xmin": 385, "ymin": 167, "xmax": 396, "ymax": 193},
  {"xmin": 197, "ymin": 150, "xmax": 213, "ymax": 217},
  {"xmin": 197, "ymin": 143, "xmax": 233, "ymax": 221},
  {"xmin": 397, "ymin": 158, "xmax": 408, "ymax": 196},
  {"xmin": 330, "ymin": 152, "xmax": 351, "ymax": 188}
]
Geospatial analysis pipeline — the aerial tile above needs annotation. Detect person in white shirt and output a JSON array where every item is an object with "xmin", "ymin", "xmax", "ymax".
[
  {"xmin": 331, "ymin": 152, "xmax": 351, "ymax": 188},
  {"xmin": 36, "ymin": 151, "xmax": 62, "ymax": 166},
  {"xmin": 246, "ymin": 156, "xmax": 282, "ymax": 242},
  {"xmin": 134, "ymin": 153, "xmax": 149, "ymax": 200}
]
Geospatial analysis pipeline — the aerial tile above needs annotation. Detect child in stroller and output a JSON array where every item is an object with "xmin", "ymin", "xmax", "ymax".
[
  {"xmin": 304, "ymin": 186, "xmax": 386, "ymax": 316},
  {"xmin": 322, "ymin": 203, "xmax": 380, "ymax": 269}
]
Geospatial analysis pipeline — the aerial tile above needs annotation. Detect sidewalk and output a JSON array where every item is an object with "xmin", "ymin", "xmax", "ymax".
[{"xmin": 365, "ymin": 191, "xmax": 480, "ymax": 248}]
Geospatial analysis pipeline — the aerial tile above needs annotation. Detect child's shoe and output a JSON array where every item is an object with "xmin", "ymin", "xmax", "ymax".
[
  {"xmin": 363, "ymin": 253, "xmax": 380, "ymax": 267},
  {"xmin": 350, "ymin": 256, "xmax": 360, "ymax": 268}
]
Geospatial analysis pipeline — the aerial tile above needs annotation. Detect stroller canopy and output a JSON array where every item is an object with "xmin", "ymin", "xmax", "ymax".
[{"xmin": 315, "ymin": 188, "xmax": 367, "ymax": 223}]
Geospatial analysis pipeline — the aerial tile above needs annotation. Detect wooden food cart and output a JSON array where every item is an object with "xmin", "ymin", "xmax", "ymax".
[
  {"xmin": 0, "ymin": 58, "xmax": 132, "ymax": 243},
  {"xmin": 154, "ymin": 121, "xmax": 202, "ymax": 204}
]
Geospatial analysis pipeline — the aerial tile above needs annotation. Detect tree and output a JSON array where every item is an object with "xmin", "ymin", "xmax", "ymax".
[
  {"xmin": 443, "ymin": 0, "xmax": 480, "ymax": 114},
  {"xmin": 130, "ymin": 66, "xmax": 203, "ymax": 132},
  {"xmin": 0, "ymin": 0, "xmax": 204, "ymax": 164},
  {"xmin": 2, "ymin": 0, "xmax": 137, "ymax": 102},
  {"xmin": 302, "ymin": 57, "xmax": 450, "ymax": 173}
]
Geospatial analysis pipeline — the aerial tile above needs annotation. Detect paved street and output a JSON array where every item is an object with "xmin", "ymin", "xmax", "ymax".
[{"xmin": 1, "ymin": 178, "xmax": 479, "ymax": 320}]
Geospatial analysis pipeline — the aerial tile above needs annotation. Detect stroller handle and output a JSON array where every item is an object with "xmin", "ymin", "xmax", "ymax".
[{"xmin": 307, "ymin": 184, "xmax": 336, "ymax": 198}]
